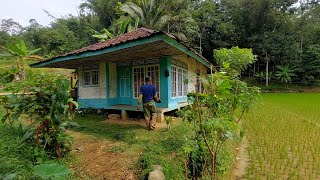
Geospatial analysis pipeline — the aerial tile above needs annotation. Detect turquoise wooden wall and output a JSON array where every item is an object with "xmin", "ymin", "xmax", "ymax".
[{"xmin": 78, "ymin": 57, "xmax": 189, "ymax": 111}]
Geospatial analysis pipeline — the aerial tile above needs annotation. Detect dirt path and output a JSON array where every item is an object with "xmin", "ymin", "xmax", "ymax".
[
  {"xmin": 68, "ymin": 131, "xmax": 138, "ymax": 180},
  {"xmin": 231, "ymin": 136, "xmax": 250, "ymax": 179}
]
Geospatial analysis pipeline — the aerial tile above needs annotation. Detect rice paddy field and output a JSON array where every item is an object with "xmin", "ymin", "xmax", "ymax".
[{"xmin": 242, "ymin": 93, "xmax": 320, "ymax": 179}]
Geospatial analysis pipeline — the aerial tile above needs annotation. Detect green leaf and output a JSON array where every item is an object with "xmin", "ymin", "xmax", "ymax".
[
  {"xmin": 21, "ymin": 130, "xmax": 34, "ymax": 142},
  {"xmin": 92, "ymin": 34, "xmax": 109, "ymax": 41},
  {"xmin": 27, "ymin": 48, "xmax": 41, "ymax": 56},
  {"xmin": 33, "ymin": 163, "xmax": 70, "ymax": 180},
  {"xmin": 1, "ymin": 115, "xmax": 7, "ymax": 123},
  {"xmin": 3, "ymin": 173, "xmax": 17, "ymax": 180},
  {"xmin": 222, "ymin": 62, "xmax": 230, "ymax": 69},
  {"xmin": 19, "ymin": 40, "xmax": 27, "ymax": 56},
  {"xmin": 68, "ymin": 98, "xmax": 79, "ymax": 108}
]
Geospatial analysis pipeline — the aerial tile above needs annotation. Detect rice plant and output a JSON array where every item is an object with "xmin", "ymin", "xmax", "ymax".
[{"xmin": 243, "ymin": 93, "xmax": 320, "ymax": 179}]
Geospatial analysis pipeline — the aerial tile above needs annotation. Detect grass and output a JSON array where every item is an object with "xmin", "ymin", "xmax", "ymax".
[
  {"xmin": 71, "ymin": 112, "xmax": 241, "ymax": 179},
  {"xmin": 242, "ymin": 93, "xmax": 320, "ymax": 179},
  {"xmin": 0, "ymin": 105, "xmax": 37, "ymax": 179},
  {"xmin": 4, "ymin": 92, "xmax": 318, "ymax": 179},
  {"xmin": 72, "ymin": 114, "xmax": 191, "ymax": 179},
  {"xmin": 0, "ymin": 106, "xmax": 75, "ymax": 180}
]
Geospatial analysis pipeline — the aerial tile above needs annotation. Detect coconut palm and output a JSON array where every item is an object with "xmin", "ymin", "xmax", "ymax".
[
  {"xmin": 0, "ymin": 39, "xmax": 42, "ymax": 81},
  {"xmin": 120, "ymin": 0, "xmax": 170, "ymax": 30},
  {"xmin": 92, "ymin": 16, "xmax": 140, "ymax": 41}
]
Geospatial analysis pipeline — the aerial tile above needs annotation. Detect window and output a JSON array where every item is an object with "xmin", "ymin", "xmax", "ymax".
[
  {"xmin": 133, "ymin": 66, "xmax": 145, "ymax": 98},
  {"xmin": 83, "ymin": 66, "xmax": 99, "ymax": 86},
  {"xmin": 91, "ymin": 69, "xmax": 99, "ymax": 85},
  {"xmin": 83, "ymin": 71, "xmax": 91, "ymax": 86},
  {"xmin": 133, "ymin": 65, "xmax": 160, "ymax": 98},
  {"xmin": 183, "ymin": 69, "xmax": 188, "ymax": 95},
  {"xmin": 171, "ymin": 67, "xmax": 177, "ymax": 97},
  {"xmin": 146, "ymin": 65, "xmax": 160, "ymax": 97},
  {"xmin": 171, "ymin": 66, "xmax": 188, "ymax": 97}
]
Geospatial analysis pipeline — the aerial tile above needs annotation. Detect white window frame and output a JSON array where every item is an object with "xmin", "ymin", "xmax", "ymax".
[
  {"xmin": 171, "ymin": 65, "xmax": 188, "ymax": 98},
  {"xmin": 132, "ymin": 66, "xmax": 145, "ymax": 98},
  {"xmin": 83, "ymin": 67, "xmax": 99, "ymax": 87},
  {"xmin": 132, "ymin": 64, "xmax": 160, "ymax": 99},
  {"xmin": 146, "ymin": 64, "xmax": 160, "ymax": 98}
]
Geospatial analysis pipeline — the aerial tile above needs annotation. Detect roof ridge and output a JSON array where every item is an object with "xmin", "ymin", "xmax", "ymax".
[{"xmin": 139, "ymin": 27, "xmax": 157, "ymax": 33}]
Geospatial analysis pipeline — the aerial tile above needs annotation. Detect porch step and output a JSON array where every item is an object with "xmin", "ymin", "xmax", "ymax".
[
  {"xmin": 107, "ymin": 105, "xmax": 168, "ymax": 122},
  {"xmin": 107, "ymin": 105, "xmax": 168, "ymax": 113}
]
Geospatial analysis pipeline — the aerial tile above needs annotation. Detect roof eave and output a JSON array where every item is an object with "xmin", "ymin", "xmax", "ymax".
[{"xmin": 30, "ymin": 33, "xmax": 211, "ymax": 68}]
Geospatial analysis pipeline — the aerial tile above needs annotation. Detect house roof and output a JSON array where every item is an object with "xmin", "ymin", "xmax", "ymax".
[{"xmin": 30, "ymin": 27, "xmax": 211, "ymax": 68}]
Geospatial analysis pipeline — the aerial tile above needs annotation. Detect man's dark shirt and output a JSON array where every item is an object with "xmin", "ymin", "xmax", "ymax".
[{"xmin": 140, "ymin": 83, "xmax": 156, "ymax": 103}]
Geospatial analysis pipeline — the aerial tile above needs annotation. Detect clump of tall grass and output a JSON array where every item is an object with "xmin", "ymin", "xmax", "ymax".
[{"xmin": 0, "ymin": 123, "xmax": 36, "ymax": 179}]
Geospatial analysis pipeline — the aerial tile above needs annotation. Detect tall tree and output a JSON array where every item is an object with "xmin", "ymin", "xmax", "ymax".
[
  {"xmin": 80, "ymin": 0, "xmax": 127, "ymax": 27},
  {"xmin": 0, "ymin": 19, "xmax": 23, "ymax": 35},
  {"xmin": 120, "ymin": 0, "xmax": 170, "ymax": 30}
]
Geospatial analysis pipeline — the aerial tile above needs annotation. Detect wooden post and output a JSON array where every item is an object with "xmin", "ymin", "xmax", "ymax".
[
  {"xmin": 157, "ymin": 111, "xmax": 164, "ymax": 123},
  {"xmin": 121, "ymin": 110, "xmax": 128, "ymax": 120}
]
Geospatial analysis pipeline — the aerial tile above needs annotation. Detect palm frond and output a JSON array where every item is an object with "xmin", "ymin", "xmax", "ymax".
[
  {"xmin": 92, "ymin": 34, "xmax": 109, "ymax": 41},
  {"xmin": 149, "ymin": 0, "xmax": 156, "ymax": 14},
  {"xmin": 119, "ymin": 19, "xmax": 129, "ymax": 35},
  {"xmin": 0, "ymin": 46, "xmax": 19, "ymax": 58},
  {"xmin": 27, "ymin": 48, "xmax": 42, "ymax": 56},
  {"xmin": 156, "ymin": 15, "xmax": 171, "ymax": 29},
  {"xmin": 26, "ymin": 55, "xmax": 44, "ymax": 61},
  {"xmin": 121, "ymin": 2, "xmax": 144, "ymax": 20}
]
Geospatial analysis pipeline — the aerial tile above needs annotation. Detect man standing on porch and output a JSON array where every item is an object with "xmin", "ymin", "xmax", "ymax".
[{"xmin": 137, "ymin": 76, "xmax": 160, "ymax": 130}]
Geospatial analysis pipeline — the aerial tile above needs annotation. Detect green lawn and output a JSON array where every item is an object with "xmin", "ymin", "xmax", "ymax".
[{"xmin": 243, "ymin": 93, "xmax": 320, "ymax": 179}]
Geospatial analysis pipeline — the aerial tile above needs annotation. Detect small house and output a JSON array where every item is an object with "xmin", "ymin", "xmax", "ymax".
[{"xmin": 31, "ymin": 28, "xmax": 212, "ymax": 121}]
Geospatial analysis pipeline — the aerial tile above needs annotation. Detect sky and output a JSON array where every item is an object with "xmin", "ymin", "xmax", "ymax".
[{"xmin": 0, "ymin": 0, "xmax": 84, "ymax": 27}]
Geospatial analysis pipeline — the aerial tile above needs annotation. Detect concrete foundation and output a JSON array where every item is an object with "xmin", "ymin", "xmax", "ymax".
[{"xmin": 121, "ymin": 110, "xmax": 128, "ymax": 120}]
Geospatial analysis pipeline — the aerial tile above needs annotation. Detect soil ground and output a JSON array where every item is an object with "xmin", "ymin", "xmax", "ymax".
[
  {"xmin": 302, "ymin": 86, "xmax": 320, "ymax": 92},
  {"xmin": 231, "ymin": 137, "xmax": 250, "ymax": 179},
  {"xmin": 68, "ymin": 131, "xmax": 138, "ymax": 180},
  {"xmin": 67, "ymin": 118, "xmax": 169, "ymax": 180}
]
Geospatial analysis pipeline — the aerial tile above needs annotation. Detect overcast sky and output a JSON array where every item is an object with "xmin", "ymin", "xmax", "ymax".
[{"xmin": 0, "ymin": 0, "xmax": 84, "ymax": 27}]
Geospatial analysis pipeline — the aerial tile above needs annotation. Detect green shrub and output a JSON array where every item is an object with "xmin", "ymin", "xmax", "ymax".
[
  {"xmin": 0, "ymin": 66, "xmax": 18, "ymax": 83},
  {"xmin": 0, "ymin": 74, "xmax": 78, "ymax": 161}
]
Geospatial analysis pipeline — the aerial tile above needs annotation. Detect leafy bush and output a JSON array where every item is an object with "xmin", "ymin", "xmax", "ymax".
[
  {"xmin": 300, "ymin": 44, "xmax": 320, "ymax": 86},
  {"xmin": 214, "ymin": 46, "xmax": 257, "ymax": 77},
  {"xmin": 179, "ymin": 47, "xmax": 260, "ymax": 179},
  {"xmin": 0, "ymin": 74, "xmax": 78, "ymax": 161},
  {"xmin": 0, "ymin": 66, "xmax": 18, "ymax": 83}
]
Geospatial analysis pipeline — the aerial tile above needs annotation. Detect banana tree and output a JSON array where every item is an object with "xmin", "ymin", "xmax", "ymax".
[
  {"xmin": 275, "ymin": 65, "xmax": 296, "ymax": 83},
  {"xmin": 0, "ymin": 39, "xmax": 42, "ymax": 81}
]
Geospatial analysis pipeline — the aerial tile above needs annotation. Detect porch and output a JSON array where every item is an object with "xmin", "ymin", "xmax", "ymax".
[
  {"xmin": 30, "ymin": 28, "xmax": 211, "ymax": 123},
  {"xmin": 105, "ymin": 102, "xmax": 189, "ymax": 122}
]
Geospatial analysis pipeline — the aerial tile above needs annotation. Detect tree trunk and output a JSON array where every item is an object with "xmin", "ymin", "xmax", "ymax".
[
  {"xmin": 211, "ymin": 153, "xmax": 215, "ymax": 180},
  {"xmin": 266, "ymin": 60, "xmax": 269, "ymax": 87},
  {"xmin": 300, "ymin": 37, "xmax": 303, "ymax": 62},
  {"xmin": 265, "ymin": 52, "xmax": 269, "ymax": 87}
]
